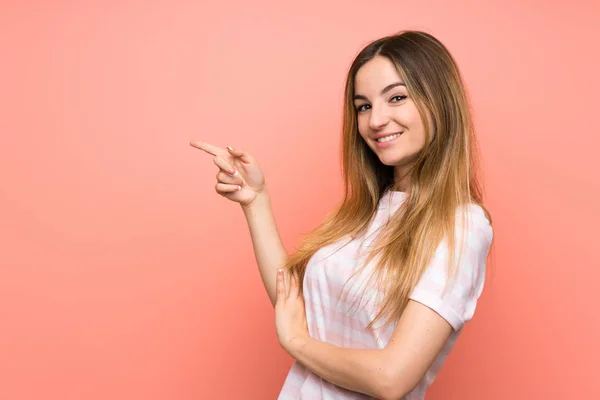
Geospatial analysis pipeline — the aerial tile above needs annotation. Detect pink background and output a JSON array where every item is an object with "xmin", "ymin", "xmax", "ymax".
[{"xmin": 1, "ymin": 0, "xmax": 599, "ymax": 398}]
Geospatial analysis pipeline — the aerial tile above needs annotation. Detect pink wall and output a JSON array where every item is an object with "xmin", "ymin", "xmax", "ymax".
[{"xmin": 1, "ymin": 1, "xmax": 599, "ymax": 398}]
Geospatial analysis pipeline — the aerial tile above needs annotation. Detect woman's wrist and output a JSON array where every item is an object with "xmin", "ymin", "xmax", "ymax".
[
  {"xmin": 286, "ymin": 335, "xmax": 311, "ymax": 358},
  {"xmin": 241, "ymin": 188, "xmax": 270, "ymax": 213}
]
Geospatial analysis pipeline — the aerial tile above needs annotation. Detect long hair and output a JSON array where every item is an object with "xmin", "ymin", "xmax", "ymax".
[{"xmin": 283, "ymin": 30, "xmax": 493, "ymax": 328}]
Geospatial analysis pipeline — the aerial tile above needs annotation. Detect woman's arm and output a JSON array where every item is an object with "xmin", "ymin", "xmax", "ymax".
[
  {"xmin": 286, "ymin": 300, "xmax": 453, "ymax": 400},
  {"xmin": 275, "ymin": 269, "xmax": 453, "ymax": 400},
  {"xmin": 190, "ymin": 141, "xmax": 287, "ymax": 307},
  {"xmin": 242, "ymin": 189, "xmax": 288, "ymax": 306}
]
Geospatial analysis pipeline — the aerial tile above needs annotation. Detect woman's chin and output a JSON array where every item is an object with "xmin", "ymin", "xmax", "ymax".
[{"xmin": 378, "ymin": 154, "xmax": 403, "ymax": 166}]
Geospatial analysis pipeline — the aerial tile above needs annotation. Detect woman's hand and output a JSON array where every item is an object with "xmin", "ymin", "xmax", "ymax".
[
  {"xmin": 189, "ymin": 141, "xmax": 266, "ymax": 207},
  {"xmin": 275, "ymin": 268, "xmax": 310, "ymax": 354}
]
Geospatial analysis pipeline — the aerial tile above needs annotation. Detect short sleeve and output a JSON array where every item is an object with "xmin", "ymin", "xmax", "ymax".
[{"xmin": 409, "ymin": 204, "xmax": 493, "ymax": 331}]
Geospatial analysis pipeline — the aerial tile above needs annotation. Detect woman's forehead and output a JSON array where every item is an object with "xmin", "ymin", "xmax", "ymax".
[{"xmin": 354, "ymin": 57, "xmax": 406, "ymax": 93}]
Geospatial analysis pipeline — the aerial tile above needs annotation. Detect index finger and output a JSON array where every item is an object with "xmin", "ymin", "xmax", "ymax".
[{"xmin": 189, "ymin": 141, "xmax": 223, "ymax": 156}]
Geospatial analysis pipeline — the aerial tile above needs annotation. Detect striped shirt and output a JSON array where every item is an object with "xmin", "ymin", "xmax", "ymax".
[{"xmin": 278, "ymin": 189, "xmax": 493, "ymax": 399}]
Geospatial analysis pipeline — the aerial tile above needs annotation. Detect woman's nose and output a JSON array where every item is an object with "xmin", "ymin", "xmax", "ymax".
[{"xmin": 368, "ymin": 105, "xmax": 390, "ymax": 130}]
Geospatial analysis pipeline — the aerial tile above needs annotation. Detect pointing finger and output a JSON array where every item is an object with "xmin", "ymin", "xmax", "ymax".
[{"xmin": 190, "ymin": 141, "xmax": 222, "ymax": 156}]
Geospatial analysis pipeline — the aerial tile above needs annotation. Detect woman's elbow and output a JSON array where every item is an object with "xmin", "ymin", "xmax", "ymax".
[
  {"xmin": 378, "ymin": 387, "xmax": 411, "ymax": 400},
  {"xmin": 376, "ymin": 372, "xmax": 418, "ymax": 400}
]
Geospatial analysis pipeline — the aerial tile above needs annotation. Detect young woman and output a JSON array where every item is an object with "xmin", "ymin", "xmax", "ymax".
[{"xmin": 191, "ymin": 30, "xmax": 494, "ymax": 400}]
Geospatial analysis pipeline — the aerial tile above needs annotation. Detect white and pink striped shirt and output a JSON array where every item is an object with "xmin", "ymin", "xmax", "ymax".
[{"xmin": 278, "ymin": 189, "xmax": 493, "ymax": 399}]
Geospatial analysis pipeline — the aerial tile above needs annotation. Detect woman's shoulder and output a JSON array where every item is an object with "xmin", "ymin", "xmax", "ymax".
[
  {"xmin": 457, "ymin": 202, "xmax": 491, "ymax": 227},
  {"xmin": 452, "ymin": 203, "xmax": 493, "ymax": 250}
]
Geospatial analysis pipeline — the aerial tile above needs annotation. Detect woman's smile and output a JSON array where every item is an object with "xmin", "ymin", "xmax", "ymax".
[{"xmin": 374, "ymin": 132, "xmax": 403, "ymax": 149}]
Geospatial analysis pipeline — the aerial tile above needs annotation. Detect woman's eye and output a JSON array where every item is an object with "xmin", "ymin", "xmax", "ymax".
[
  {"xmin": 391, "ymin": 95, "xmax": 407, "ymax": 102},
  {"xmin": 356, "ymin": 97, "xmax": 405, "ymax": 112}
]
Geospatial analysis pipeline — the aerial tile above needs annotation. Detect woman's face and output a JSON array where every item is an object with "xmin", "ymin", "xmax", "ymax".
[{"xmin": 353, "ymin": 56, "xmax": 433, "ymax": 176}]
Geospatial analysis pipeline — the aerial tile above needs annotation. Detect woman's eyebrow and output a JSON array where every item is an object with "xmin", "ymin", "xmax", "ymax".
[{"xmin": 353, "ymin": 82, "xmax": 406, "ymax": 101}]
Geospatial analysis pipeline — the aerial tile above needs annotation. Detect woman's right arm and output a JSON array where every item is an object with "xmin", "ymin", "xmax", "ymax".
[
  {"xmin": 190, "ymin": 141, "xmax": 286, "ymax": 307},
  {"xmin": 242, "ymin": 189, "xmax": 287, "ymax": 306}
]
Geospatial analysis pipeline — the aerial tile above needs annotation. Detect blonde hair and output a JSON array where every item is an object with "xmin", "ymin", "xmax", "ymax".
[{"xmin": 284, "ymin": 30, "xmax": 493, "ymax": 328}]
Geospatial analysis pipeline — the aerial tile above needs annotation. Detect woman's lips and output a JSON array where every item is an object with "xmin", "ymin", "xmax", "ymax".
[{"xmin": 374, "ymin": 132, "xmax": 402, "ymax": 149}]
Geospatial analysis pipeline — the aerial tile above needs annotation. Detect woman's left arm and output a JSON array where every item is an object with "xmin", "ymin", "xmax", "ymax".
[{"xmin": 275, "ymin": 269, "xmax": 453, "ymax": 400}]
